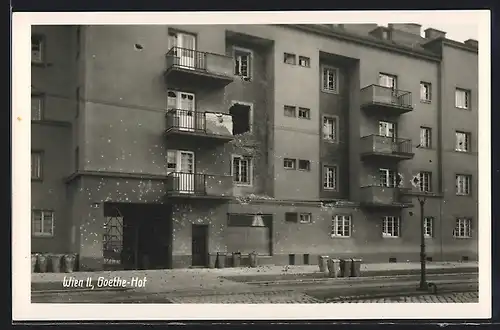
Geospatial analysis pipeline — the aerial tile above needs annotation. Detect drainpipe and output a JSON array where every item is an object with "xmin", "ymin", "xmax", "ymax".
[{"xmin": 437, "ymin": 56, "xmax": 444, "ymax": 261}]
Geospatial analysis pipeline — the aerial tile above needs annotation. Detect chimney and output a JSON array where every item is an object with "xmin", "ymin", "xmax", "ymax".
[
  {"xmin": 464, "ymin": 39, "xmax": 478, "ymax": 48},
  {"xmin": 388, "ymin": 23, "xmax": 421, "ymax": 36},
  {"xmin": 424, "ymin": 28, "xmax": 447, "ymax": 40}
]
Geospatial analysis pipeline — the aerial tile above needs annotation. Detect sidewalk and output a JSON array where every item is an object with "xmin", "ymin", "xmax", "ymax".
[{"xmin": 31, "ymin": 261, "xmax": 478, "ymax": 294}]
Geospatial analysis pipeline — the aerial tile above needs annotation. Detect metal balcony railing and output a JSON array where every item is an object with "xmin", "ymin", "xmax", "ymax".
[
  {"xmin": 166, "ymin": 172, "xmax": 234, "ymax": 197},
  {"xmin": 166, "ymin": 109, "xmax": 206, "ymax": 133},
  {"xmin": 360, "ymin": 84, "xmax": 413, "ymax": 110},
  {"xmin": 360, "ymin": 134, "xmax": 413, "ymax": 155},
  {"xmin": 166, "ymin": 47, "xmax": 207, "ymax": 71}
]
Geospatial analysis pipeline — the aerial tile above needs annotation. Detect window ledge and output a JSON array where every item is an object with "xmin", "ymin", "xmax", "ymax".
[
  {"xmin": 420, "ymin": 100, "xmax": 432, "ymax": 104},
  {"xmin": 321, "ymin": 89, "xmax": 339, "ymax": 95},
  {"xmin": 32, "ymin": 234, "xmax": 54, "ymax": 238}
]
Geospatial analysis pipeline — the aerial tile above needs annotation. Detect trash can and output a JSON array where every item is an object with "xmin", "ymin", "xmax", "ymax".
[
  {"xmin": 63, "ymin": 254, "xmax": 76, "ymax": 273},
  {"xmin": 340, "ymin": 258, "xmax": 352, "ymax": 277},
  {"xmin": 327, "ymin": 258, "xmax": 341, "ymax": 278},
  {"xmin": 351, "ymin": 258, "xmax": 363, "ymax": 277},
  {"xmin": 232, "ymin": 252, "xmax": 242, "ymax": 267},
  {"xmin": 248, "ymin": 251, "xmax": 258, "ymax": 268},
  {"xmin": 216, "ymin": 252, "xmax": 227, "ymax": 269},
  {"xmin": 37, "ymin": 254, "xmax": 48, "ymax": 273},
  {"xmin": 31, "ymin": 254, "xmax": 37, "ymax": 273},
  {"xmin": 49, "ymin": 254, "xmax": 63, "ymax": 273},
  {"xmin": 318, "ymin": 255, "xmax": 329, "ymax": 273}
]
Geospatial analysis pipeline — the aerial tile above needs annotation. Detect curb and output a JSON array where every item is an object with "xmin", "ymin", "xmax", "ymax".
[{"xmin": 222, "ymin": 266, "xmax": 478, "ymax": 284}]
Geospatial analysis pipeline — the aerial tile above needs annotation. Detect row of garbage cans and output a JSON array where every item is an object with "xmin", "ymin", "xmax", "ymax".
[
  {"xmin": 32, "ymin": 253, "xmax": 77, "ymax": 273},
  {"xmin": 318, "ymin": 256, "xmax": 362, "ymax": 278},
  {"xmin": 215, "ymin": 252, "xmax": 258, "ymax": 268}
]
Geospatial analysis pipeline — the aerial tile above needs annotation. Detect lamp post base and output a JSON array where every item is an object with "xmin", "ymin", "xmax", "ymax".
[{"xmin": 417, "ymin": 282, "xmax": 428, "ymax": 291}]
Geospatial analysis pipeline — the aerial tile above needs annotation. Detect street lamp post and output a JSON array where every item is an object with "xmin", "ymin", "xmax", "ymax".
[{"xmin": 417, "ymin": 195, "xmax": 427, "ymax": 291}]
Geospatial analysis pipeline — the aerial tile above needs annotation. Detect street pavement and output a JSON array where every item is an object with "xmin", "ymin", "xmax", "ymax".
[
  {"xmin": 32, "ymin": 261, "xmax": 478, "ymax": 295},
  {"xmin": 31, "ymin": 271, "xmax": 478, "ymax": 304}
]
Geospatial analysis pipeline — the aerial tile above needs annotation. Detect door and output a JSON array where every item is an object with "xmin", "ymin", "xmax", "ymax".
[
  {"xmin": 379, "ymin": 121, "xmax": 397, "ymax": 152},
  {"xmin": 192, "ymin": 224, "xmax": 209, "ymax": 267},
  {"xmin": 177, "ymin": 33, "xmax": 196, "ymax": 69},
  {"xmin": 176, "ymin": 151, "xmax": 195, "ymax": 193},
  {"xmin": 378, "ymin": 73, "xmax": 399, "ymax": 104},
  {"xmin": 177, "ymin": 92, "xmax": 195, "ymax": 131}
]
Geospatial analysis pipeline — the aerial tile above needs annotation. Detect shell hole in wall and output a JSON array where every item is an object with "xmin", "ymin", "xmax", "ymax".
[
  {"xmin": 230, "ymin": 103, "xmax": 251, "ymax": 135},
  {"xmin": 389, "ymin": 257, "xmax": 397, "ymax": 263},
  {"xmin": 134, "ymin": 44, "xmax": 144, "ymax": 51}
]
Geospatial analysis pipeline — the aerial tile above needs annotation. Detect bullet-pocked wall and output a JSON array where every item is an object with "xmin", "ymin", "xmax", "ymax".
[{"xmin": 31, "ymin": 26, "xmax": 78, "ymax": 253}]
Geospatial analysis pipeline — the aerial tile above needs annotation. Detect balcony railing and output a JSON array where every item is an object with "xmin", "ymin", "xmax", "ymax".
[
  {"xmin": 360, "ymin": 84, "xmax": 413, "ymax": 114},
  {"xmin": 360, "ymin": 185, "xmax": 412, "ymax": 207},
  {"xmin": 360, "ymin": 135, "xmax": 414, "ymax": 160},
  {"xmin": 165, "ymin": 109, "xmax": 234, "ymax": 140},
  {"xmin": 165, "ymin": 172, "xmax": 234, "ymax": 198},
  {"xmin": 164, "ymin": 47, "xmax": 234, "ymax": 88}
]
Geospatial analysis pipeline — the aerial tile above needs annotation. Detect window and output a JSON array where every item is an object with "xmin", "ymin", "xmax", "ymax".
[
  {"xmin": 331, "ymin": 215, "xmax": 351, "ymax": 237},
  {"xmin": 285, "ymin": 212, "xmax": 298, "ymax": 223},
  {"xmin": 299, "ymin": 213, "xmax": 312, "ymax": 224},
  {"xmin": 298, "ymin": 107, "xmax": 310, "ymax": 119},
  {"xmin": 31, "ymin": 36, "xmax": 44, "ymax": 63},
  {"xmin": 382, "ymin": 216, "xmax": 400, "ymax": 237},
  {"xmin": 379, "ymin": 168, "xmax": 400, "ymax": 188},
  {"xmin": 32, "ymin": 210, "xmax": 54, "ymax": 237},
  {"xmin": 299, "ymin": 56, "xmax": 310, "ymax": 67},
  {"xmin": 455, "ymin": 131, "xmax": 471, "ymax": 152},
  {"xmin": 284, "ymin": 53, "xmax": 296, "ymax": 65},
  {"xmin": 283, "ymin": 158, "xmax": 296, "ymax": 170},
  {"xmin": 323, "ymin": 165, "xmax": 337, "ymax": 190},
  {"xmin": 417, "ymin": 171, "xmax": 432, "ymax": 192},
  {"xmin": 31, "ymin": 151, "xmax": 42, "ymax": 180},
  {"xmin": 284, "ymin": 105, "xmax": 296, "ymax": 117},
  {"xmin": 234, "ymin": 48, "xmax": 252, "ymax": 79},
  {"xmin": 31, "ymin": 94, "xmax": 43, "ymax": 121},
  {"xmin": 420, "ymin": 127, "xmax": 432, "ymax": 148},
  {"xmin": 453, "ymin": 218, "xmax": 472, "ymax": 238},
  {"xmin": 424, "ymin": 217, "xmax": 434, "ymax": 238},
  {"xmin": 456, "ymin": 174, "xmax": 472, "ymax": 196},
  {"xmin": 166, "ymin": 150, "xmax": 177, "ymax": 172},
  {"xmin": 323, "ymin": 116, "xmax": 337, "ymax": 141},
  {"xmin": 378, "ymin": 73, "xmax": 397, "ymax": 89},
  {"xmin": 322, "ymin": 66, "xmax": 339, "ymax": 93},
  {"xmin": 232, "ymin": 155, "xmax": 252, "ymax": 185},
  {"xmin": 298, "ymin": 159, "xmax": 310, "ymax": 171},
  {"xmin": 420, "ymin": 82, "xmax": 432, "ymax": 102},
  {"xmin": 455, "ymin": 88, "xmax": 471, "ymax": 109}
]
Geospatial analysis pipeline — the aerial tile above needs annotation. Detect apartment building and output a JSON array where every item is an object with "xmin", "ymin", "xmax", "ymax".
[{"xmin": 30, "ymin": 23, "xmax": 478, "ymax": 270}]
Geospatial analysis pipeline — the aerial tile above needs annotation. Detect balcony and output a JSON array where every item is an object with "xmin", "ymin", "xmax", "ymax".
[
  {"xmin": 165, "ymin": 109, "xmax": 234, "ymax": 143},
  {"xmin": 360, "ymin": 135, "xmax": 414, "ymax": 161},
  {"xmin": 164, "ymin": 47, "xmax": 234, "ymax": 89},
  {"xmin": 360, "ymin": 85, "xmax": 413, "ymax": 115},
  {"xmin": 359, "ymin": 185, "xmax": 413, "ymax": 208},
  {"xmin": 165, "ymin": 172, "xmax": 234, "ymax": 200}
]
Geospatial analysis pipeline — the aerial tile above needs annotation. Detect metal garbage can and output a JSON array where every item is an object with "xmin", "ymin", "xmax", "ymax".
[
  {"xmin": 318, "ymin": 255, "xmax": 329, "ymax": 273},
  {"xmin": 232, "ymin": 252, "xmax": 242, "ymax": 267},
  {"xmin": 327, "ymin": 258, "xmax": 341, "ymax": 278},
  {"xmin": 351, "ymin": 258, "xmax": 362, "ymax": 277},
  {"xmin": 340, "ymin": 258, "xmax": 352, "ymax": 277},
  {"xmin": 31, "ymin": 254, "xmax": 37, "ymax": 273},
  {"xmin": 37, "ymin": 254, "xmax": 48, "ymax": 273},
  {"xmin": 49, "ymin": 254, "xmax": 63, "ymax": 273},
  {"xmin": 216, "ymin": 252, "xmax": 227, "ymax": 269},
  {"xmin": 63, "ymin": 254, "xmax": 76, "ymax": 273},
  {"xmin": 248, "ymin": 251, "xmax": 258, "ymax": 268}
]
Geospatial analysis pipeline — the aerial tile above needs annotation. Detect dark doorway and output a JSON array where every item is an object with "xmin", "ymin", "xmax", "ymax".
[
  {"xmin": 192, "ymin": 224, "xmax": 209, "ymax": 267},
  {"xmin": 103, "ymin": 202, "xmax": 172, "ymax": 270}
]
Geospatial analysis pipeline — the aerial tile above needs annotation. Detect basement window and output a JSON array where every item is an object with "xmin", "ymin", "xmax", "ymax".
[{"xmin": 229, "ymin": 103, "xmax": 251, "ymax": 135}]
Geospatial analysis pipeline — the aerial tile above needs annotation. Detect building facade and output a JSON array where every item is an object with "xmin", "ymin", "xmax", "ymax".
[{"xmin": 30, "ymin": 23, "xmax": 478, "ymax": 270}]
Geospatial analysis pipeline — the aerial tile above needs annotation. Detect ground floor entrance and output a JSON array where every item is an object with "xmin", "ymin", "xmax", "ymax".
[
  {"xmin": 103, "ymin": 202, "xmax": 172, "ymax": 270},
  {"xmin": 191, "ymin": 224, "xmax": 209, "ymax": 267}
]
